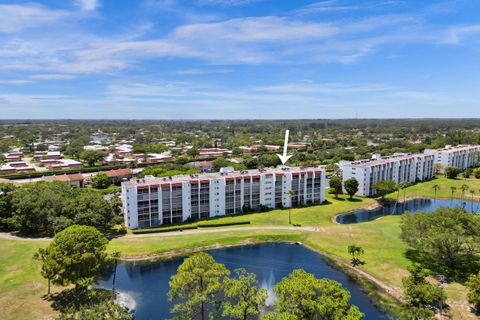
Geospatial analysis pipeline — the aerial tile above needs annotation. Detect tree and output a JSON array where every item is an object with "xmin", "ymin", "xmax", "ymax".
[
  {"xmin": 0, "ymin": 183, "xmax": 17, "ymax": 229},
  {"xmin": 432, "ymin": 184, "xmax": 441, "ymax": 200},
  {"xmin": 33, "ymin": 247, "xmax": 60, "ymax": 295},
  {"xmin": 348, "ymin": 245, "xmax": 365, "ymax": 267},
  {"xmin": 56, "ymin": 300, "xmax": 133, "ymax": 320},
  {"xmin": 460, "ymin": 184, "xmax": 469, "ymax": 202},
  {"xmin": 222, "ymin": 268, "xmax": 268, "ymax": 320},
  {"xmin": 450, "ymin": 186, "xmax": 457, "ymax": 202},
  {"xmin": 344, "ymin": 178, "xmax": 359, "ymax": 200},
  {"xmin": 36, "ymin": 225, "xmax": 109, "ymax": 291},
  {"xmin": 474, "ymin": 168, "xmax": 480, "ymax": 179},
  {"xmin": 80, "ymin": 150, "xmax": 106, "ymax": 167},
  {"xmin": 399, "ymin": 181, "xmax": 409, "ymax": 203},
  {"xmin": 187, "ymin": 147, "xmax": 199, "ymax": 158},
  {"xmin": 10, "ymin": 181, "xmax": 74, "ymax": 235},
  {"xmin": 212, "ymin": 157, "xmax": 231, "ymax": 171},
  {"xmin": 329, "ymin": 177, "xmax": 343, "ymax": 199},
  {"xmin": 267, "ymin": 269, "xmax": 364, "ymax": 320},
  {"xmin": 400, "ymin": 208, "xmax": 480, "ymax": 274},
  {"xmin": 169, "ymin": 252, "xmax": 230, "ymax": 320},
  {"xmin": 402, "ymin": 263, "xmax": 446, "ymax": 316},
  {"xmin": 285, "ymin": 190, "xmax": 295, "ymax": 224},
  {"xmin": 434, "ymin": 163, "xmax": 444, "ymax": 176},
  {"xmin": 445, "ymin": 166, "xmax": 461, "ymax": 179},
  {"xmin": 91, "ymin": 173, "xmax": 111, "ymax": 189},
  {"xmin": 464, "ymin": 167, "xmax": 473, "ymax": 179},
  {"xmin": 467, "ymin": 272, "xmax": 480, "ymax": 312},
  {"xmin": 373, "ymin": 180, "xmax": 398, "ymax": 200}
]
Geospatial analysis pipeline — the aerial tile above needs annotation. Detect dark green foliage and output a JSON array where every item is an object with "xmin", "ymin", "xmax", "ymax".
[
  {"xmin": 467, "ymin": 272, "xmax": 480, "ymax": 312},
  {"xmin": 329, "ymin": 177, "xmax": 343, "ymax": 199},
  {"xmin": 56, "ymin": 300, "xmax": 133, "ymax": 320},
  {"xmin": 464, "ymin": 168, "xmax": 473, "ymax": 178},
  {"xmin": 348, "ymin": 244, "xmax": 365, "ymax": 267},
  {"xmin": 265, "ymin": 269, "xmax": 364, "ymax": 320},
  {"xmin": 80, "ymin": 150, "xmax": 107, "ymax": 166},
  {"xmin": 445, "ymin": 166, "xmax": 461, "ymax": 179},
  {"xmin": 91, "ymin": 173, "xmax": 111, "ymax": 189},
  {"xmin": 344, "ymin": 178, "xmax": 359, "ymax": 199},
  {"xmin": 0, "ymin": 183, "xmax": 17, "ymax": 229},
  {"xmin": 222, "ymin": 268, "xmax": 268, "ymax": 320},
  {"xmin": 36, "ymin": 225, "xmax": 109, "ymax": 290},
  {"xmin": 169, "ymin": 252, "xmax": 230, "ymax": 320},
  {"xmin": 7, "ymin": 181, "xmax": 119, "ymax": 236},
  {"xmin": 373, "ymin": 180, "xmax": 398, "ymax": 199},
  {"xmin": 400, "ymin": 208, "xmax": 480, "ymax": 277},
  {"xmin": 402, "ymin": 263, "xmax": 445, "ymax": 317}
]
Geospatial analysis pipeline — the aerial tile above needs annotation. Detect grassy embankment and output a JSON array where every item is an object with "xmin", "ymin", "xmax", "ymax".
[{"xmin": 1, "ymin": 175, "xmax": 479, "ymax": 319}]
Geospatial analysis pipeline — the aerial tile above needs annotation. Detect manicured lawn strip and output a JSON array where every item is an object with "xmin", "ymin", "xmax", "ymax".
[{"xmin": 386, "ymin": 175, "xmax": 480, "ymax": 201}]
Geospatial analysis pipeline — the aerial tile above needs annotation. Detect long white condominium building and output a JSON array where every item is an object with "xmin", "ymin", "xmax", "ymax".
[
  {"xmin": 122, "ymin": 166, "xmax": 326, "ymax": 229},
  {"xmin": 339, "ymin": 153, "xmax": 435, "ymax": 197},
  {"xmin": 424, "ymin": 145, "xmax": 480, "ymax": 171}
]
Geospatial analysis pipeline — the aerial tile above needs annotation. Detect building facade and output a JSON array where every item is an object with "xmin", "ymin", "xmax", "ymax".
[
  {"xmin": 424, "ymin": 145, "xmax": 480, "ymax": 172},
  {"xmin": 122, "ymin": 166, "xmax": 326, "ymax": 229},
  {"xmin": 339, "ymin": 153, "xmax": 435, "ymax": 197}
]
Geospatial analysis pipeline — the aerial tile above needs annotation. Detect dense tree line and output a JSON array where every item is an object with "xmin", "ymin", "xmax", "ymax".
[{"xmin": 0, "ymin": 182, "xmax": 121, "ymax": 236}]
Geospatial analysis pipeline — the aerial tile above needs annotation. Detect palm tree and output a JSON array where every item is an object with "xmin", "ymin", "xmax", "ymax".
[
  {"xmin": 285, "ymin": 190, "xmax": 296, "ymax": 225},
  {"xmin": 450, "ymin": 186, "xmax": 457, "ymax": 204},
  {"xmin": 432, "ymin": 184, "xmax": 441, "ymax": 201},
  {"xmin": 399, "ymin": 181, "xmax": 409, "ymax": 203},
  {"xmin": 460, "ymin": 184, "xmax": 469, "ymax": 202},
  {"xmin": 111, "ymin": 251, "xmax": 121, "ymax": 301}
]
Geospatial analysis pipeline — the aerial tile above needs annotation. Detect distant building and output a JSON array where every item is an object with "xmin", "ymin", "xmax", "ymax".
[
  {"xmin": 44, "ymin": 174, "xmax": 85, "ymax": 188},
  {"xmin": 34, "ymin": 151, "xmax": 63, "ymax": 161},
  {"xmin": 145, "ymin": 154, "xmax": 172, "ymax": 163},
  {"xmin": 424, "ymin": 145, "xmax": 480, "ymax": 172},
  {"xmin": 122, "ymin": 166, "xmax": 326, "ymax": 229},
  {"xmin": 4, "ymin": 152, "xmax": 23, "ymax": 162},
  {"xmin": 43, "ymin": 159, "xmax": 83, "ymax": 170},
  {"xmin": 105, "ymin": 168, "xmax": 133, "ymax": 184},
  {"xmin": 188, "ymin": 160, "xmax": 214, "ymax": 172},
  {"xmin": 0, "ymin": 162, "xmax": 36, "ymax": 174},
  {"xmin": 339, "ymin": 153, "xmax": 435, "ymax": 197},
  {"xmin": 198, "ymin": 148, "xmax": 232, "ymax": 158}
]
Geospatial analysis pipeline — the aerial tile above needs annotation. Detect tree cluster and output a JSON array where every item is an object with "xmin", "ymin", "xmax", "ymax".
[
  {"xmin": 169, "ymin": 252, "xmax": 364, "ymax": 320},
  {"xmin": 2, "ymin": 181, "xmax": 121, "ymax": 236}
]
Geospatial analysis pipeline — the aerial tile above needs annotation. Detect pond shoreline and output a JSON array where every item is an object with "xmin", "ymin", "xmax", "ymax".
[{"xmin": 116, "ymin": 238, "xmax": 404, "ymax": 319}]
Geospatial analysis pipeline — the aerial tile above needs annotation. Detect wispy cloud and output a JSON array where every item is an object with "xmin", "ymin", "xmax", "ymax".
[
  {"xmin": 75, "ymin": 0, "xmax": 100, "ymax": 12},
  {"xmin": 0, "ymin": 4, "xmax": 69, "ymax": 33}
]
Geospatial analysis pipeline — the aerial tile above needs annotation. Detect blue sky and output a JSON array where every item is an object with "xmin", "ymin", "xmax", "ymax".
[{"xmin": 1, "ymin": 0, "xmax": 480, "ymax": 119}]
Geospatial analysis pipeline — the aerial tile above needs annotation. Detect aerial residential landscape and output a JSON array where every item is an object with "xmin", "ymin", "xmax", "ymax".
[{"xmin": 2, "ymin": 1, "xmax": 480, "ymax": 320}]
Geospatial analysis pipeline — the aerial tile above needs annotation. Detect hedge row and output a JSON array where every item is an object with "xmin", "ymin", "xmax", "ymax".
[
  {"xmin": 131, "ymin": 225, "xmax": 198, "ymax": 234},
  {"xmin": 198, "ymin": 221, "xmax": 251, "ymax": 228}
]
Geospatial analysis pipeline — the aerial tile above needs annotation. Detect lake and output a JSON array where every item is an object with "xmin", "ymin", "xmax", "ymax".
[
  {"xmin": 336, "ymin": 198, "xmax": 480, "ymax": 224},
  {"xmin": 97, "ymin": 243, "xmax": 389, "ymax": 320}
]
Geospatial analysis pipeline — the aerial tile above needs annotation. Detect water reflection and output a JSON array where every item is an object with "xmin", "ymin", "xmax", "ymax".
[
  {"xmin": 337, "ymin": 198, "xmax": 480, "ymax": 224},
  {"xmin": 97, "ymin": 243, "xmax": 388, "ymax": 320}
]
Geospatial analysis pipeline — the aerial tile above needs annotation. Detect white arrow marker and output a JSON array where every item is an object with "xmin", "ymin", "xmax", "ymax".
[{"xmin": 277, "ymin": 130, "xmax": 292, "ymax": 165}]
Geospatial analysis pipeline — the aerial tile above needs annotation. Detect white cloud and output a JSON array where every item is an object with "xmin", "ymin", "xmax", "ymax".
[
  {"xmin": 0, "ymin": 4, "xmax": 69, "ymax": 33},
  {"xmin": 0, "ymin": 80, "xmax": 32, "ymax": 85},
  {"xmin": 75, "ymin": 0, "xmax": 99, "ymax": 12},
  {"xmin": 29, "ymin": 74, "xmax": 77, "ymax": 80}
]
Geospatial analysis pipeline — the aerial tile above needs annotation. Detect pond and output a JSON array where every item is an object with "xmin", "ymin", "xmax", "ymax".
[
  {"xmin": 336, "ymin": 198, "xmax": 480, "ymax": 224},
  {"xmin": 97, "ymin": 243, "xmax": 389, "ymax": 320}
]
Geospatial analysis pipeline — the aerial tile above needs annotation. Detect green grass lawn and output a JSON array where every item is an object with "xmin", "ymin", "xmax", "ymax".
[
  {"xmin": 1, "ymin": 177, "xmax": 480, "ymax": 320},
  {"xmin": 387, "ymin": 175, "xmax": 480, "ymax": 201}
]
